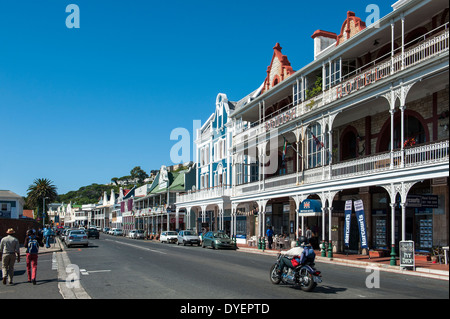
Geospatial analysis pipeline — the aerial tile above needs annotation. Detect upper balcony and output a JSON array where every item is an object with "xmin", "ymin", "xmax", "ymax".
[
  {"xmin": 176, "ymin": 185, "xmax": 232, "ymax": 205},
  {"xmin": 234, "ymin": 139, "xmax": 449, "ymax": 197}
]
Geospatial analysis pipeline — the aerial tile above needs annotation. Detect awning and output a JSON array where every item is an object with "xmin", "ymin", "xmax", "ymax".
[{"xmin": 298, "ymin": 199, "xmax": 322, "ymax": 216}]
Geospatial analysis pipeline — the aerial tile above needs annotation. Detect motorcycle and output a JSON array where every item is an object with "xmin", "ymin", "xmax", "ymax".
[{"xmin": 270, "ymin": 253, "xmax": 322, "ymax": 292}]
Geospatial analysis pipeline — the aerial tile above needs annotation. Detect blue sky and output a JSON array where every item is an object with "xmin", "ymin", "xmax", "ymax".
[{"xmin": 0, "ymin": 0, "xmax": 392, "ymax": 197}]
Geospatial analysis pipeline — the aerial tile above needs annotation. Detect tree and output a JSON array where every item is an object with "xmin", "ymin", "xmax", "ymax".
[
  {"xmin": 130, "ymin": 166, "xmax": 149, "ymax": 185},
  {"xmin": 26, "ymin": 178, "xmax": 58, "ymax": 224}
]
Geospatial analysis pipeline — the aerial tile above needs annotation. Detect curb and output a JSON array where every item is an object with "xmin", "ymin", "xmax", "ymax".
[{"xmin": 56, "ymin": 237, "xmax": 91, "ymax": 299}]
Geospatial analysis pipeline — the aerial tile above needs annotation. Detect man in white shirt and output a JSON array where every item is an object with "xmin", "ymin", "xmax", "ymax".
[{"xmin": 0, "ymin": 228, "xmax": 21, "ymax": 285}]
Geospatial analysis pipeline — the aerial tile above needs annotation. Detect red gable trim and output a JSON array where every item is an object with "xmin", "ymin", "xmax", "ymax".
[
  {"xmin": 262, "ymin": 43, "xmax": 295, "ymax": 94},
  {"xmin": 336, "ymin": 11, "xmax": 366, "ymax": 45}
]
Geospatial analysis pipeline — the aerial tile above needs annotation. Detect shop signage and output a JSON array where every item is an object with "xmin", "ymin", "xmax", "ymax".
[
  {"xmin": 399, "ymin": 240, "xmax": 415, "ymax": 269},
  {"xmin": 265, "ymin": 108, "xmax": 297, "ymax": 131},
  {"xmin": 298, "ymin": 199, "xmax": 321, "ymax": 214},
  {"xmin": 344, "ymin": 200, "xmax": 352, "ymax": 247},
  {"xmin": 335, "ymin": 67, "xmax": 387, "ymax": 100},
  {"xmin": 354, "ymin": 199, "xmax": 369, "ymax": 249},
  {"xmin": 407, "ymin": 195, "xmax": 438, "ymax": 208}
]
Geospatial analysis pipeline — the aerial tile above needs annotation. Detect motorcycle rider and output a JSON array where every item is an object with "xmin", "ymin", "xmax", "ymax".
[{"xmin": 276, "ymin": 236, "xmax": 311, "ymax": 276}]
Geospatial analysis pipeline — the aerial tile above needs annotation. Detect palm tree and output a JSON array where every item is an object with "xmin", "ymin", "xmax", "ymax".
[{"xmin": 26, "ymin": 178, "xmax": 58, "ymax": 224}]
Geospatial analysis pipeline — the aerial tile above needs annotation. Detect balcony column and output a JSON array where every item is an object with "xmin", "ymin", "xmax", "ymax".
[
  {"xmin": 390, "ymin": 108, "xmax": 395, "ymax": 168},
  {"xmin": 401, "ymin": 14, "xmax": 405, "ymax": 70},
  {"xmin": 389, "ymin": 202, "xmax": 397, "ymax": 265},
  {"xmin": 400, "ymin": 104, "xmax": 405, "ymax": 167},
  {"xmin": 391, "ymin": 19, "xmax": 395, "ymax": 75},
  {"xmin": 175, "ymin": 207, "xmax": 179, "ymax": 231},
  {"xmin": 186, "ymin": 207, "xmax": 191, "ymax": 230}
]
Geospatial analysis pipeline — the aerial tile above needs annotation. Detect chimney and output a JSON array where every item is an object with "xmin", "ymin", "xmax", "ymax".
[{"xmin": 311, "ymin": 30, "xmax": 337, "ymax": 60}]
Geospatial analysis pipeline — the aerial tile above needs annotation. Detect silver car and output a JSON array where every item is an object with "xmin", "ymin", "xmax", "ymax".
[
  {"xmin": 65, "ymin": 229, "xmax": 89, "ymax": 248},
  {"xmin": 177, "ymin": 230, "xmax": 201, "ymax": 246}
]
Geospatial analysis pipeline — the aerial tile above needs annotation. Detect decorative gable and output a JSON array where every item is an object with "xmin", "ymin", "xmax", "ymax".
[
  {"xmin": 262, "ymin": 43, "xmax": 295, "ymax": 94},
  {"xmin": 336, "ymin": 11, "xmax": 366, "ymax": 45}
]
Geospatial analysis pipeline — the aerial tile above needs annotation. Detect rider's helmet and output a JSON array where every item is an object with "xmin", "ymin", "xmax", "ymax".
[{"xmin": 298, "ymin": 236, "xmax": 308, "ymax": 246}]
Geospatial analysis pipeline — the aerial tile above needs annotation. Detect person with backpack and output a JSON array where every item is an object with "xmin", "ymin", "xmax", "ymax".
[{"xmin": 24, "ymin": 229, "xmax": 44, "ymax": 285}]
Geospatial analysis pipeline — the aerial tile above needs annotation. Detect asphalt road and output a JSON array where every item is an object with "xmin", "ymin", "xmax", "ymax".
[{"xmin": 60, "ymin": 234, "xmax": 449, "ymax": 300}]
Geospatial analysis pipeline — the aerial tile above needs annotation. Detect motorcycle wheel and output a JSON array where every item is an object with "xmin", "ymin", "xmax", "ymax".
[
  {"xmin": 269, "ymin": 264, "xmax": 281, "ymax": 285},
  {"xmin": 299, "ymin": 269, "xmax": 317, "ymax": 292}
]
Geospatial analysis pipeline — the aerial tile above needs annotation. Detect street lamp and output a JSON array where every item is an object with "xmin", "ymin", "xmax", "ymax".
[{"xmin": 43, "ymin": 196, "xmax": 49, "ymax": 226}]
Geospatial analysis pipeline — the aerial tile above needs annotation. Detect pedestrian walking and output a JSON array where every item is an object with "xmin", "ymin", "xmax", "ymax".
[
  {"xmin": 24, "ymin": 229, "xmax": 44, "ymax": 285},
  {"xmin": 0, "ymin": 228, "xmax": 21, "ymax": 285},
  {"xmin": 43, "ymin": 225, "xmax": 54, "ymax": 248},
  {"xmin": 266, "ymin": 226, "xmax": 274, "ymax": 250}
]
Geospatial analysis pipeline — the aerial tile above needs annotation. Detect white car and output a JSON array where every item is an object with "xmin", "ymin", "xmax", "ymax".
[
  {"xmin": 128, "ymin": 229, "xmax": 145, "ymax": 239},
  {"xmin": 160, "ymin": 231, "xmax": 178, "ymax": 243},
  {"xmin": 112, "ymin": 228, "xmax": 123, "ymax": 236}
]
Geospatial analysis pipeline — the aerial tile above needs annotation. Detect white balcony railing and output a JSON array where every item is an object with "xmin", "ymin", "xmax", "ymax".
[
  {"xmin": 176, "ymin": 186, "xmax": 232, "ymax": 204},
  {"xmin": 233, "ymin": 140, "xmax": 449, "ymax": 196},
  {"xmin": 234, "ymin": 25, "xmax": 449, "ymax": 140}
]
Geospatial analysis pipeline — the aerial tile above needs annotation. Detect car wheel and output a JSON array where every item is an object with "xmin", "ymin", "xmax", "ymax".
[{"xmin": 183, "ymin": 241, "xmax": 187, "ymax": 246}]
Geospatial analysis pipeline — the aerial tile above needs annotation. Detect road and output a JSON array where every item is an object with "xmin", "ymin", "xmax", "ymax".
[{"xmin": 60, "ymin": 234, "xmax": 449, "ymax": 300}]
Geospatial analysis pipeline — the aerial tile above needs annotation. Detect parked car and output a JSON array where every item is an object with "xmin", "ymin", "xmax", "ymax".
[
  {"xmin": 65, "ymin": 229, "xmax": 89, "ymax": 248},
  {"xmin": 103, "ymin": 227, "xmax": 110, "ymax": 233},
  {"xmin": 86, "ymin": 228, "xmax": 100, "ymax": 239},
  {"xmin": 177, "ymin": 230, "xmax": 201, "ymax": 246},
  {"xmin": 201, "ymin": 231, "xmax": 235, "ymax": 250},
  {"xmin": 112, "ymin": 228, "xmax": 123, "ymax": 236},
  {"xmin": 160, "ymin": 231, "xmax": 178, "ymax": 243},
  {"xmin": 128, "ymin": 229, "xmax": 145, "ymax": 239},
  {"xmin": 108, "ymin": 228, "xmax": 116, "ymax": 235},
  {"xmin": 61, "ymin": 228, "xmax": 75, "ymax": 242}
]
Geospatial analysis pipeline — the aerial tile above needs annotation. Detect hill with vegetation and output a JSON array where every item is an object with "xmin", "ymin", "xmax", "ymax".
[{"xmin": 55, "ymin": 166, "xmax": 151, "ymax": 205}]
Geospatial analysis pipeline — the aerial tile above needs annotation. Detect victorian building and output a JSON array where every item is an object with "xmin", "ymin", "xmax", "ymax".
[{"xmin": 225, "ymin": 0, "xmax": 448, "ymax": 256}]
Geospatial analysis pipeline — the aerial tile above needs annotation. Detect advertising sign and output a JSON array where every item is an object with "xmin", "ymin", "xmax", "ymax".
[
  {"xmin": 344, "ymin": 200, "xmax": 352, "ymax": 247},
  {"xmin": 399, "ymin": 240, "xmax": 415, "ymax": 269},
  {"xmin": 354, "ymin": 199, "xmax": 369, "ymax": 249}
]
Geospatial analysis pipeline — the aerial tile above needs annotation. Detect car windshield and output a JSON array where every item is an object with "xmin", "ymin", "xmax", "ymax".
[
  {"xmin": 137, "ymin": 230, "xmax": 144, "ymax": 233},
  {"xmin": 214, "ymin": 233, "xmax": 229, "ymax": 239},
  {"xmin": 167, "ymin": 231, "xmax": 177, "ymax": 235},
  {"xmin": 184, "ymin": 231, "xmax": 195, "ymax": 236},
  {"xmin": 70, "ymin": 230, "xmax": 85, "ymax": 235}
]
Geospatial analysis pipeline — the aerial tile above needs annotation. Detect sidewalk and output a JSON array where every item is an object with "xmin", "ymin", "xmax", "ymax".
[
  {"xmin": 236, "ymin": 244, "xmax": 449, "ymax": 281},
  {"xmin": 19, "ymin": 239, "xmax": 62, "ymax": 257}
]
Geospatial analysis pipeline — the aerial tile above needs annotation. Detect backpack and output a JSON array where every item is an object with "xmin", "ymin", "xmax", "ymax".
[
  {"xmin": 303, "ymin": 246, "xmax": 316, "ymax": 263},
  {"xmin": 27, "ymin": 236, "xmax": 39, "ymax": 254}
]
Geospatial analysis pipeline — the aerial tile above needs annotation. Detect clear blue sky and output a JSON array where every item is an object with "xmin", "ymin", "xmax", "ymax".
[{"xmin": 0, "ymin": 0, "xmax": 392, "ymax": 197}]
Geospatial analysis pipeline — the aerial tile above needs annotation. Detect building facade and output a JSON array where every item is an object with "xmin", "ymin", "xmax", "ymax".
[{"xmin": 222, "ymin": 0, "xmax": 449, "ymax": 255}]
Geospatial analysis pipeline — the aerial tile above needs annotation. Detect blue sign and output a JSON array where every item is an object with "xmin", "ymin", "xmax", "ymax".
[
  {"xmin": 298, "ymin": 199, "xmax": 321, "ymax": 214},
  {"xmin": 344, "ymin": 200, "xmax": 352, "ymax": 247},
  {"xmin": 354, "ymin": 199, "xmax": 369, "ymax": 249}
]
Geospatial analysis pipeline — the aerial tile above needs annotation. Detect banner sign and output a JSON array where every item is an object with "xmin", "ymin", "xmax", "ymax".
[
  {"xmin": 344, "ymin": 200, "xmax": 352, "ymax": 247},
  {"xmin": 354, "ymin": 199, "xmax": 369, "ymax": 249}
]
